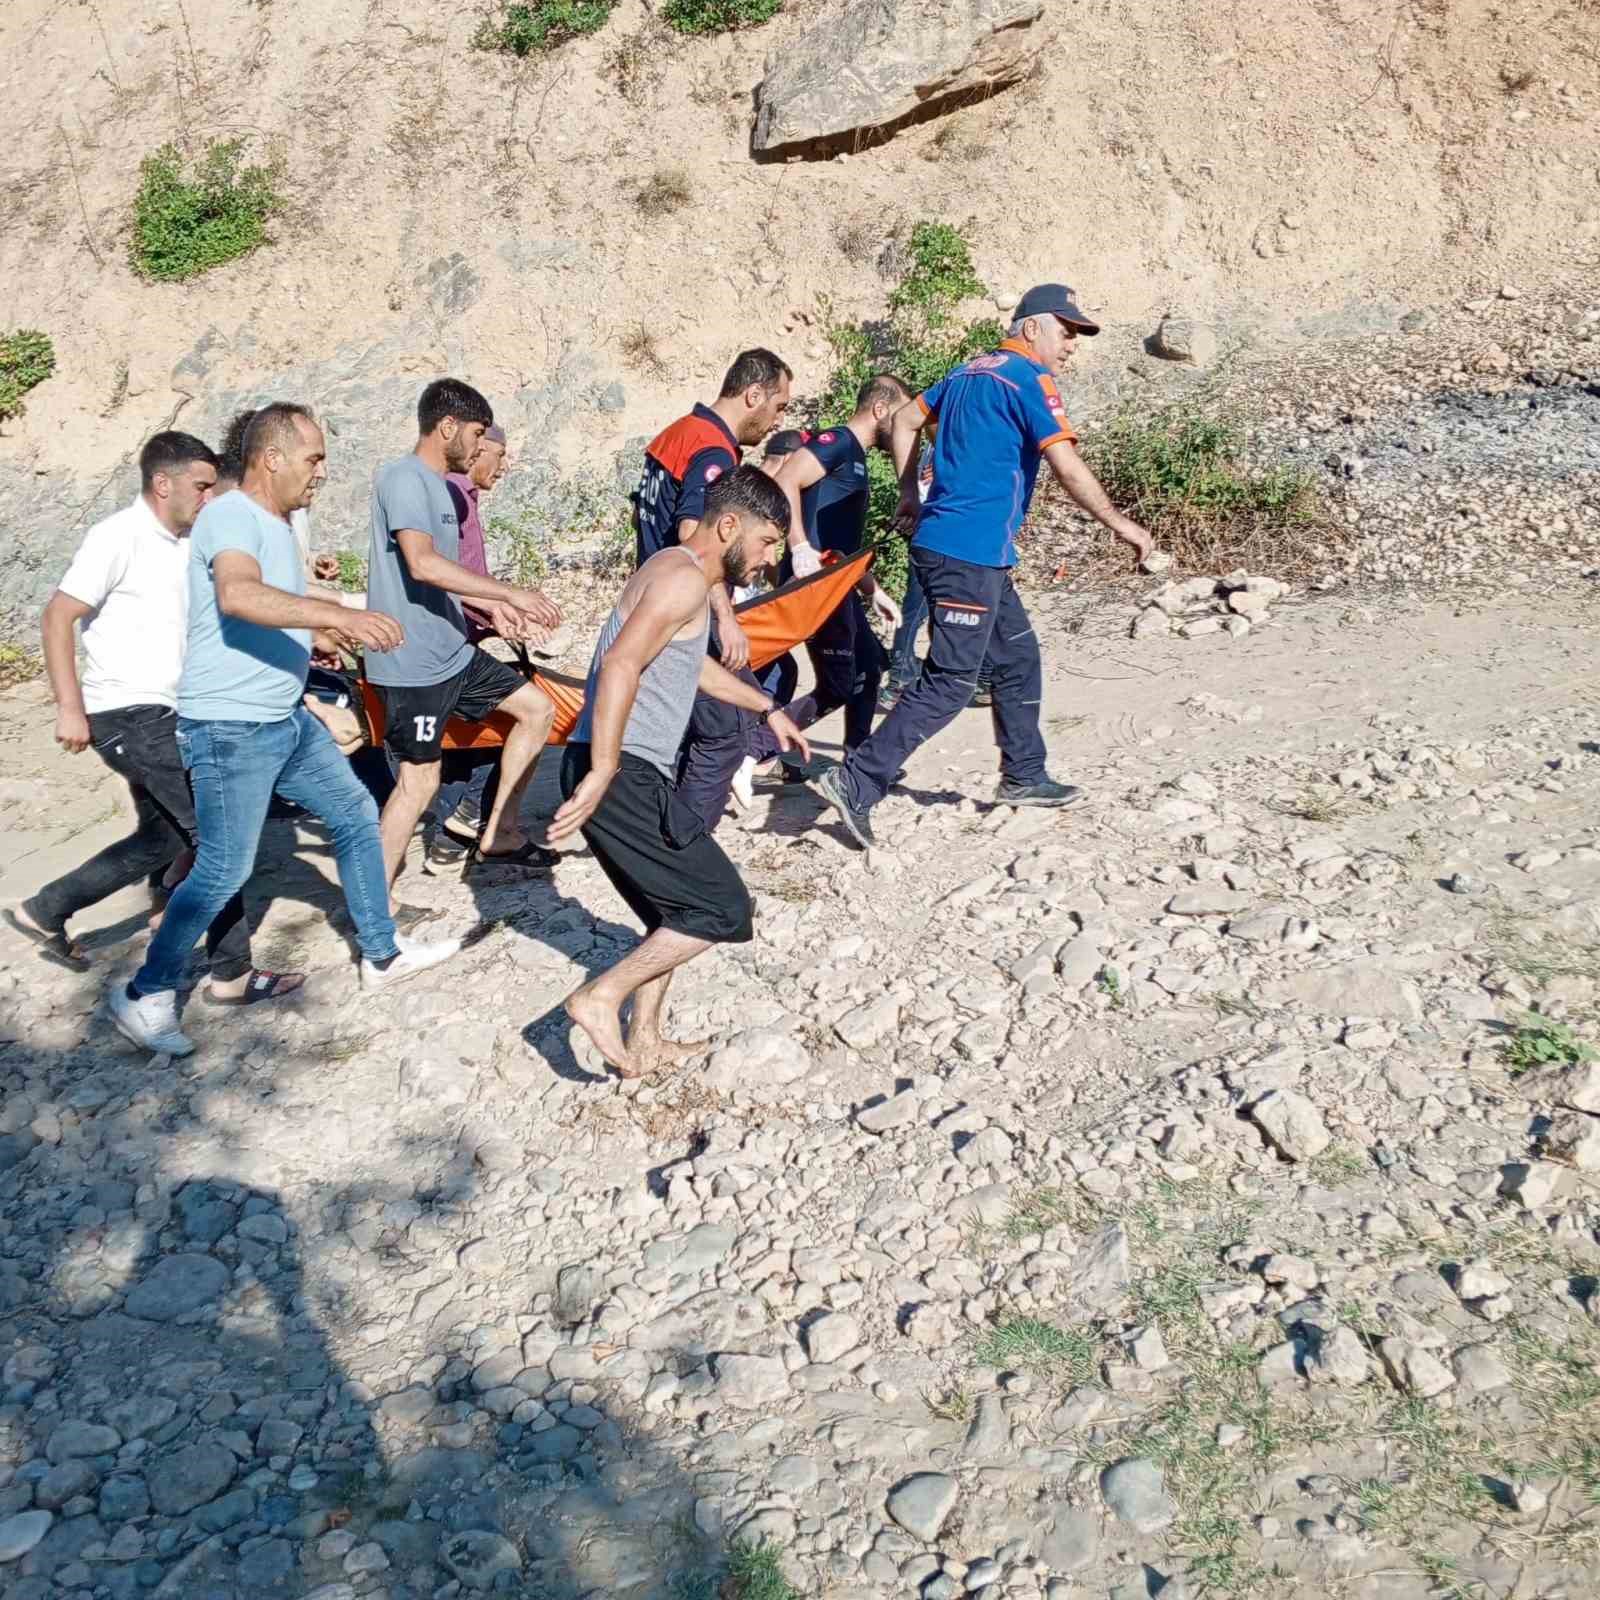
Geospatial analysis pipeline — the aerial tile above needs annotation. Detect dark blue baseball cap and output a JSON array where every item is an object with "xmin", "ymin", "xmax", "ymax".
[{"xmin": 1015, "ymin": 283, "xmax": 1100, "ymax": 336}]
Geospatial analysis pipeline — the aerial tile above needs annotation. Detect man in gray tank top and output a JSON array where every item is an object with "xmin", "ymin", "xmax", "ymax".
[{"xmin": 549, "ymin": 467, "xmax": 809, "ymax": 1080}]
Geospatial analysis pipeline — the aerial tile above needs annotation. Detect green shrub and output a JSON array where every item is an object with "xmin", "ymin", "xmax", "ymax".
[
  {"xmin": 474, "ymin": 0, "xmax": 616, "ymax": 55},
  {"xmin": 662, "ymin": 0, "xmax": 781, "ymax": 34},
  {"xmin": 0, "ymin": 330, "xmax": 56, "ymax": 422},
  {"xmin": 889, "ymin": 220, "xmax": 986, "ymax": 322},
  {"xmin": 1502, "ymin": 1013, "xmax": 1596, "ymax": 1076},
  {"xmin": 334, "ymin": 550, "xmax": 367, "ymax": 593},
  {"xmin": 1081, "ymin": 403, "xmax": 1318, "ymax": 547},
  {"xmin": 814, "ymin": 220, "xmax": 1000, "ymax": 596},
  {"xmin": 131, "ymin": 140, "xmax": 279, "ymax": 283}
]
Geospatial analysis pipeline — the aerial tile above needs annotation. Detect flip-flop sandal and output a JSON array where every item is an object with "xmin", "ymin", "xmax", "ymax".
[
  {"xmin": 468, "ymin": 840, "xmax": 559, "ymax": 873},
  {"xmin": 201, "ymin": 969, "xmax": 306, "ymax": 1007},
  {"xmin": 393, "ymin": 902, "xmax": 444, "ymax": 937},
  {"xmin": 3, "ymin": 908, "xmax": 90, "ymax": 972}
]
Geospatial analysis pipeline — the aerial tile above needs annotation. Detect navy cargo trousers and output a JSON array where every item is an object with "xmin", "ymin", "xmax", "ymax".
[{"xmin": 837, "ymin": 547, "xmax": 1046, "ymax": 810}]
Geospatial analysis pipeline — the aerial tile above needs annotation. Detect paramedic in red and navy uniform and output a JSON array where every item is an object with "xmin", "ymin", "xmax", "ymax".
[
  {"xmin": 631, "ymin": 349, "xmax": 795, "ymax": 824},
  {"xmin": 811, "ymin": 285, "xmax": 1154, "ymax": 852}
]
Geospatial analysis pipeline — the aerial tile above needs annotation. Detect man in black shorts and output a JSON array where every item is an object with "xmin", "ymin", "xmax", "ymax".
[
  {"xmin": 366, "ymin": 379, "xmax": 562, "ymax": 893},
  {"xmin": 549, "ymin": 466, "xmax": 808, "ymax": 1080}
]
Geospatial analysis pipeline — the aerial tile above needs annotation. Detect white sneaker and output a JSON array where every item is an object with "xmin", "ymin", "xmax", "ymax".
[
  {"xmin": 360, "ymin": 930, "xmax": 463, "ymax": 991},
  {"xmin": 730, "ymin": 756, "xmax": 758, "ymax": 812},
  {"xmin": 109, "ymin": 983, "xmax": 195, "ymax": 1058}
]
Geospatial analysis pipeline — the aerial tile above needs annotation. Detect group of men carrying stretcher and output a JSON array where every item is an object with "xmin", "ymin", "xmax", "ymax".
[{"xmin": 7, "ymin": 281, "xmax": 1152, "ymax": 1078}]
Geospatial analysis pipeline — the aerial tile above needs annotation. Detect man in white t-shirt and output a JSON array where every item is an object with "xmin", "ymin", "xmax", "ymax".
[{"xmin": 4, "ymin": 432, "xmax": 303, "ymax": 1005}]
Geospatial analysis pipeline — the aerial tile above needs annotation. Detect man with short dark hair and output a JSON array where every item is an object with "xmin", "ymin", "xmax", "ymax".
[
  {"xmin": 638, "ymin": 349, "xmax": 795, "ymax": 828},
  {"xmin": 632, "ymin": 347, "xmax": 795, "ymax": 671},
  {"xmin": 740, "ymin": 373, "xmax": 907, "ymax": 775},
  {"xmin": 550, "ymin": 465, "xmax": 808, "ymax": 1080},
  {"xmin": 6, "ymin": 432, "xmax": 304, "ymax": 1005},
  {"xmin": 365, "ymin": 380, "xmax": 563, "ymax": 889},
  {"xmin": 109, "ymin": 404, "xmax": 459, "ymax": 1057},
  {"xmin": 813, "ymin": 284, "xmax": 1154, "ymax": 850}
]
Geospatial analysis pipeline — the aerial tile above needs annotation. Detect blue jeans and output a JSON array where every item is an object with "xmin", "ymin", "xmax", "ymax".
[{"xmin": 132, "ymin": 708, "xmax": 398, "ymax": 995}]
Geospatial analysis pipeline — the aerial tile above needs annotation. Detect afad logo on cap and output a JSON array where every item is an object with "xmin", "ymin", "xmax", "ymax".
[
  {"xmin": 703, "ymin": 464, "xmax": 724, "ymax": 483},
  {"xmin": 816, "ymin": 431, "xmax": 836, "ymax": 443}
]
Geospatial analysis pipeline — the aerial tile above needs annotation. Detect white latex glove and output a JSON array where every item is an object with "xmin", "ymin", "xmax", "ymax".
[
  {"xmin": 789, "ymin": 543, "xmax": 823, "ymax": 579},
  {"xmin": 868, "ymin": 587, "xmax": 901, "ymax": 630}
]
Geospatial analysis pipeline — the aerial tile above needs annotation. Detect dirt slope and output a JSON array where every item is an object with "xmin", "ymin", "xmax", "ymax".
[{"xmin": 1, "ymin": 0, "xmax": 1597, "ymax": 626}]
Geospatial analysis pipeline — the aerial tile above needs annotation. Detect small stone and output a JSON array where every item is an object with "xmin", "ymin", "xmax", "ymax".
[
  {"xmin": 835, "ymin": 995, "xmax": 900, "ymax": 1050},
  {"xmin": 1311, "ymin": 1326, "xmax": 1371, "ymax": 1388},
  {"xmin": 1452, "ymin": 1345, "xmax": 1512, "ymax": 1392},
  {"xmin": 124, "ymin": 1253, "xmax": 229, "ymax": 1321},
  {"xmin": 857, "ymin": 1091, "xmax": 919, "ymax": 1134},
  {"xmin": 1454, "ymin": 1261, "xmax": 1512, "ymax": 1302},
  {"xmin": 1151, "ymin": 315, "xmax": 1219, "ymax": 367},
  {"xmin": 440, "ymin": 1530, "xmax": 523, "ymax": 1592},
  {"xmin": 1378, "ymin": 1338, "xmax": 1455, "ymax": 1398},
  {"xmin": 1168, "ymin": 888, "xmax": 1251, "ymax": 917},
  {"xmin": 1543, "ymin": 1111, "xmax": 1600, "ymax": 1171},
  {"xmin": 704, "ymin": 1027, "xmax": 810, "ymax": 1093},
  {"xmin": 1100, "ymin": 1457, "xmax": 1176, "ymax": 1532},
  {"xmin": 146, "ymin": 1442, "xmax": 237, "ymax": 1516},
  {"xmin": 1499, "ymin": 1161, "xmax": 1563, "ymax": 1208},
  {"xmin": 1510, "ymin": 1478, "xmax": 1552, "ymax": 1516},
  {"xmin": 1139, "ymin": 551, "xmax": 1173, "ymax": 575},
  {"xmin": 886, "ymin": 1472, "xmax": 960, "ymax": 1541},
  {"xmin": 711, "ymin": 1353, "xmax": 789, "ymax": 1410},
  {"xmin": 960, "ymin": 1126, "xmax": 1014, "ymax": 1168},
  {"xmin": 0, "ymin": 1510, "xmax": 53, "ymax": 1563},
  {"xmin": 1249, "ymin": 1089, "xmax": 1332, "ymax": 1161},
  {"xmin": 47, "ymin": 1421, "xmax": 122, "ymax": 1463},
  {"xmin": 804, "ymin": 1313, "xmax": 861, "ymax": 1365},
  {"xmin": 343, "ymin": 1542, "xmax": 390, "ymax": 1575}
]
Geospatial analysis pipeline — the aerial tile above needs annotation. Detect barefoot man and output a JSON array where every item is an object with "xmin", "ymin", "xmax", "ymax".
[{"xmin": 550, "ymin": 466, "xmax": 809, "ymax": 1079}]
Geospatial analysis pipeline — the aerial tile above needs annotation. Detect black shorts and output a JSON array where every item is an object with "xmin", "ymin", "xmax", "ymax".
[
  {"xmin": 560, "ymin": 744, "xmax": 753, "ymax": 944},
  {"xmin": 377, "ymin": 650, "xmax": 528, "ymax": 764}
]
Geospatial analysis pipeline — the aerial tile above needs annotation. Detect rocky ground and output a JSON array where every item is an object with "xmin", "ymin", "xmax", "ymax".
[{"xmin": 3, "ymin": 548, "xmax": 1600, "ymax": 1600}]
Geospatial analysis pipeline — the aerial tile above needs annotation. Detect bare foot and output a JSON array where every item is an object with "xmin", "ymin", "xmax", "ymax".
[{"xmin": 564, "ymin": 984, "xmax": 642, "ymax": 1078}]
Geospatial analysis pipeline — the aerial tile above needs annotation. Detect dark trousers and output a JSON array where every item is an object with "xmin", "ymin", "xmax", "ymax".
[
  {"xmin": 428, "ymin": 749, "xmax": 501, "ymax": 834},
  {"xmin": 675, "ymin": 614, "xmax": 763, "ymax": 837},
  {"xmin": 842, "ymin": 548, "xmax": 1046, "ymax": 810},
  {"xmin": 751, "ymin": 592, "xmax": 884, "ymax": 760},
  {"xmin": 30, "ymin": 704, "xmax": 251, "ymax": 980}
]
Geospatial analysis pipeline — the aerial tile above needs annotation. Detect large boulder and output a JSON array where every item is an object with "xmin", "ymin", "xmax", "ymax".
[{"xmin": 753, "ymin": 0, "xmax": 1047, "ymax": 156}]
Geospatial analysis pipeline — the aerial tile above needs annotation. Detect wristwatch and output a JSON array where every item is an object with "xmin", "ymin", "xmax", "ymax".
[{"xmin": 758, "ymin": 704, "xmax": 776, "ymax": 724}]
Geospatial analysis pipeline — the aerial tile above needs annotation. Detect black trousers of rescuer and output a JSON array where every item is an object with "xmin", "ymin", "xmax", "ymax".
[
  {"xmin": 561, "ymin": 744, "xmax": 753, "ymax": 943},
  {"xmin": 28, "ymin": 704, "xmax": 252, "ymax": 980},
  {"xmin": 748, "ymin": 590, "xmax": 885, "ymax": 764},
  {"xmin": 675, "ymin": 613, "xmax": 763, "ymax": 837},
  {"xmin": 839, "ymin": 547, "xmax": 1047, "ymax": 811}
]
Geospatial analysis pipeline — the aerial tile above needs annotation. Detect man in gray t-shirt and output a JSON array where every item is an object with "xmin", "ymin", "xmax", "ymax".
[{"xmin": 365, "ymin": 379, "xmax": 562, "ymax": 893}]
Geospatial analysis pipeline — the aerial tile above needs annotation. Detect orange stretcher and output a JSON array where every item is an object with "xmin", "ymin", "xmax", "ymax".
[{"xmin": 355, "ymin": 546, "xmax": 876, "ymax": 753}]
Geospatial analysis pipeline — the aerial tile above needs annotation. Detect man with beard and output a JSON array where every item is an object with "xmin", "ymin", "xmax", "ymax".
[
  {"xmin": 731, "ymin": 375, "xmax": 908, "ymax": 804},
  {"xmin": 365, "ymin": 380, "xmax": 563, "ymax": 895},
  {"xmin": 549, "ymin": 466, "xmax": 809, "ymax": 1080}
]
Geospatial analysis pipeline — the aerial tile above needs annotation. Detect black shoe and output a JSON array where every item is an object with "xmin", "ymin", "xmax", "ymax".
[
  {"xmin": 969, "ymin": 681, "xmax": 994, "ymax": 709},
  {"xmin": 425, "ymin": 830, "xmax": 473, "ymax": 870},
  {"xmin": 997, "ymin": 777, "xmax": 1085, "ymax": 809},
  {"xmin": 814, "ymin": 767, "xmax": 876, "ymax": 850}
]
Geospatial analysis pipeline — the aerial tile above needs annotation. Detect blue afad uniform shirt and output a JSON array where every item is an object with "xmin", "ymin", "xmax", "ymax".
[
  {"xmin": 912, "ymin": 339, "xmax": 1077, "ymax": 569},
  {"xmin": 632, "ymin": 403, "xmax": 740, "ymax": 566},
  {"xmin": 775, "ymin": 427, "xmax": 870, "ymax": 582},
  {"xmin": 799, "ymin": 428, "xmax": 870, "ymax": 554}
]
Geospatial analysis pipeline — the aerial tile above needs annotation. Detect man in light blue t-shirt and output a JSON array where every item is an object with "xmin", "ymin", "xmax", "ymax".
[{"xmin": 110, "ymin": 403, "xmax": 461, "ymax": 1059}]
